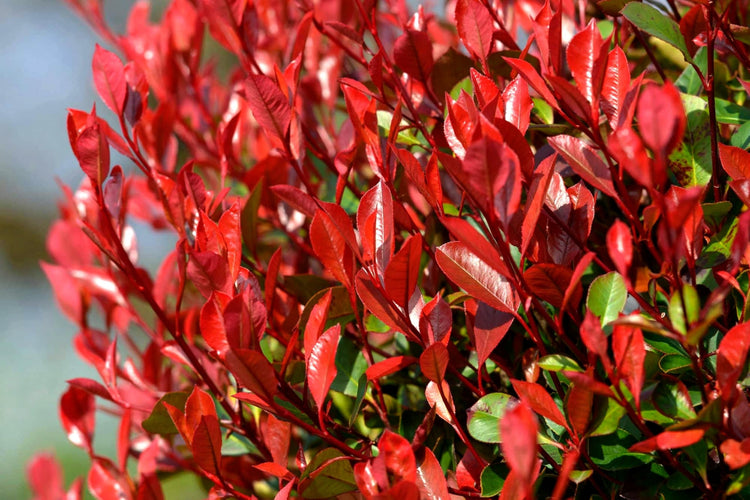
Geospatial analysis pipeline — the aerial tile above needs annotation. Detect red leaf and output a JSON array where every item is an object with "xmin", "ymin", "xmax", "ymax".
[
  {"xmin": 637, "ymin": 81, "xmax": 685, "ymax": 158},
  {"xmin": 365, "ymin": 356, "xmax": 418, "ymax": 381},
  {"xmin": 218, "ymin": 202, "xmax": 242, "ymax": 281},
  {"xmin": 200, "ymin": 291, "xmax": 232, "ymax": 357},
  {"xmin": 263, "ymin": 414, "xmax": 292, "ymax": 467},
  {"xmin": 310, "ymin": 209, "xmax": 355, "ymax": 289},
  {"xmin": 466, "ymin": 300, "xmax": 513, "ymax": 368},
  {"xmin": 716, "ymin": 323, "xmax": 750, "ymax": 401},
  {"xmin": 379, "ymin": 430, "xmax": 417, "ymax": 484},
  {"xmin": 192, "ymin": 415, "xmax": 223, "ymax": 476},
  {"xmin": 471, "ymin": 68, "xmax": 501, "ymax": 113},
  {"xmin": 566, "ymin": 377, "xmax": 594, "ymax": 437},
  {"xmin": 512, "ymin": 380, "xmax": 569, "ymax": 430},
  {"xmin": 503, "ymin": 76, "xmax": 533, "ymax": 135},
  {"xmin": 117, "ymin": 408, "xmax": 131, "ymax": 472},
  {"xmin": 66, "ymin": 378, "xmax": 115, "ymax": 403},
  {"xmin": 607, "ymin": 220, "xmax": 633, "ymax": 281},
  {"xmin": 566, "ymin": 20, "xmax": 607, "ymax": 112},
  {"xmin": 721, "ymin": 438, "xmax": 750, "ymax": 470},
  {"xmin": 548, "ymin": 135, "xmax": 616, "ymax": 197},
  {"xmin": 455, "ymin": 0, "xmax": 494, "ymax": 62},
  {"xmin": 27, "ymin": 453, "xmax": 64, "ymax": 500},
  {"xmin": 245, "ymin": 73, "xmax": 292, "ymax": 147},
  {"xmin": 601, "ymin": 46, "xmax": 630, "ymax": 129},
  {"xmin": 439, "ymin": 215, "xmax": 512, "ymax": 278},
  {"xmin": 609, "ymin": 126, "xmax": 653, "ymax": 188},
  {"xmin": 87, "ymin": 459, "xmax": 129, "ymax": 500},
  {"xmin": 75, "ymin": 121, "xmax": 111, "ymax": 187},
  {"xmin": 521, "ymin": 154, "xmax": 556, "ymax": 257},
  {"xmin": 580, "ymin": 311, "xmax": 612, "ymax": 373},
  {"xmin": 414, "ymin": 447, "xmax": 451, "ymax": 499},
  {"xmin": 384, "ymin": 234, "xmax": 423, "ymax": 308},
  {"xmin": 356, "ymin": 268, "xmax": 416, "ymax": 339},
  {"xmin": 719, "ymin": 144, "xmax": 750, "ymax": 180},
  {"xmin": 358, "ymin": 181, "xmax": 394, "ymax": 279},
  {"xmin": 304, "ymin": 289, "xmax": 333, "ymax": 366},
  {"xmin": 393, "ymin": 29, "xmax": 434, "ymax": 82},
  {"xmin": 271, "ymin": 184, "xmax": 318, "ymax": 218},
  {"xmin": 198, "ymin": 0, "xmax": 242, "ymax": 55},
  {"xmin": 187, "ymin": 249, "xmax": 233, "ymax": 298},
  {"xmin": 60, "ymin": 386, "xmax": 95, "ymax": 454},
  {"xmin": 419, "ymin": 293, "xmax": 452, "ymax": 345},
  {"xmin": 225, "ymin": 293, "xmax": 263, "ymax": 351},
  {"xmin": 435, "ymin": 241, "xmax": 520, "ymax": 314},
  {"xmin": 629, "ymin": 429, "xmax": 705, "ymax": 453},
  {"xmin": 504, "ymin": 57, "xmax": 559, "ymax": 111},
  {"xmin": 226, "ymin": 349, "xmax": 278, "ymax": 403},
  {"xmin": 92, "ymin": 44, "xmax": 126, "ymax": 115},
  {"xmin": 501, "ymin": 403, "xmax": 538, "ymax": 496},
  {"xmin": 523, "ymin": 264, "xmax": 573, "ymax": 309},
  {"xmin": 420, "ymin": 343, "xmax": 450, "ymax": 383},
  {"xmin": 307, "ymin": 325, "xmax": 340, "ymax": 410},
  {"xmin": 612, "ymin": 324, "xmax": 645, "ymax": 409}
]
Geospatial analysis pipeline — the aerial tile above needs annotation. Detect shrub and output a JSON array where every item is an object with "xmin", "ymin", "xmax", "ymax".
[{"xmin": 30, "ymin": 0, "xmax": 750, "ymax": 498}]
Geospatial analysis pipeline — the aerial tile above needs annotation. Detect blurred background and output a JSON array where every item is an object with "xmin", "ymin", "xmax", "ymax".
[{"xmin": 0, "ymin": 0, "xmax": 142, "ymax": 497}]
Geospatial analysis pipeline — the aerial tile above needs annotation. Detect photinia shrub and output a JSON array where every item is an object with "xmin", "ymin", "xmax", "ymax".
[{"xmin": 30, "ymin": 0, "xmax": 750, "ymax": 498}]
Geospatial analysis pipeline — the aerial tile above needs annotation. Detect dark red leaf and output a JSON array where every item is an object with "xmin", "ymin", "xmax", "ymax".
[
  {"xmin": 467, "ymin": 300, "xmax": 513, "ymax": 369},
  {"xmin": 501, "ymin": 403, "xmax": 538, "ymax": 496},
  {"xmin": 225, "ymin": 349, "xmax": 278, "ymax": 404},
  {"xmin": 455, "ymin": 0, "xmax": 494, "ymax": 62},
  {"xmin": 187, "ymin": 249, "xmax": 233, "ymax": 298},
  {"xmin": 548, "ymin": 135, "xmax": 616, "ymax": 197},
  {"xmin": 503, "ymin": 76, "xmax": 532, "ymax": 135},
  {"xmin": 245, "ymin": 73, "xmax": 292, "ymax": 147},
  {"xmin": 504, "ymin": 57, "xmax": 559, "ymax": 111},
  {"xmin": 393, "ymin": 29, "xmax": 434, "ymax": 82},
  {"xmin": 192, "ymin": 415, "xmax": 223, "ymax": 476},
  {"xmin": 263, "ymin": 414, "xmax": 291, "ymax": 467},
  {"xmin": 580, "ymin": 311, "xmax": 612, "ymax": 374},
  {"xmin": 307, "ymin": 325, "xmax": 340, "ymax": 410},
  {"xmin": 439, "ymin": 215, "xmax": 512, "ymax": 278},
  {"xmin": 436, "ymin": 241, "xmax": 520, "ymax": 314},
  {"xmin": 200, "ymin": 291, "xmax": 232, "ymax": 358},
  {"xmin": 523, "ymin": 264, "xmax": 573, "ymax": 309},
  {"xmin": 356, "ymin": 268, "xmax": 417, "ymax": 340},
  {"xmin": 419, "ymin": 293, "xmax": 452, "ymax": 346},
  {"xmin": 384, "ymin": 234, "xmax": 423, "ymax": 308},
  {"xmin": 521, "ymin": 154, "xmax": 556, "ymax": 257},
  {"xmin": 420, "ymin": 343, "xmax": 450, "ymax": 383},
  {"xmin": 612, "ymin": 324, "xmax": 645, "ymax": 408},
  {"xmin": 310, "ymin": 209, "xmax": 355, "ymax": 289},
  {"xmin": 198, "ymin": 0, "xmax": 242, "ymax": 54},
  {"xmin": 471, "ymin": 68, "xmax": 501, "ymax": 113},
  {"xmin": 716, "ymin": 323, "xmax": 750, "ymax": 401},
  {"xmin": 92, "ymin": 44, "xmax": 126, "ymax": 115},
  {"xmin": 271, "ymin": 184, "xmax": 319, "ymax": 218},
  {"xmin": 566, "ymin": 376, "xmax": 594, "ymax": 437},
  {"xmin": 60, "ymin": 386, "xmax": 96, "ymax": 454},
  {"xmin": 511, "ymin": 380, "xmax": 569, "ymax": 430},
  {"xmin": 218, "ymin": 202, "xmax": 242, "ymax": 281},
  {"xmin": 629, "ymin": 429, "xmax": 705, "ymax": 453},
  {"xmin": 365, "ymin": 356, "xmax": 418, "ymax": 381}
]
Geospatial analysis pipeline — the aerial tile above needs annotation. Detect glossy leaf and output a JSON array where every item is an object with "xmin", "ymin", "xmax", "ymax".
[
  {"xmin": 637, "ymin": 82, "xmax": 686, "ymax": 158},
  {"xmin": 60, "ymin": 386, "xmax": 96, "ymax": 454},
  {"xmin": 307, "ymin": 325, "xmax": 340, "ymax": 410},
  {"xmin": 393, "ymin": 29, "xmax": 434, "ymax": 81},
  {"xmin": 511, "ymin": 380, "xmax": 568, "ymax": 430},
  {"xmin": 365, "ymin": 355, "xmax": 418, "ymax": 381},
  {"xmin": 586, "ymin": 271, "xmax": 627, "ymax": 326},
  {"xmin": 467, "ymin": 392, "xmax": 517, "ymax": 443},
  {"xmin": 548, "ymin": 135, "xmax": 616, "ymax": 197},
  {"xmin": 420, "ymin": 343, "xmax": 450, "ymax": 383},
  {"xmin": 629, "ymin": 429, "xmax": 705, "ymax": 453},
  {"xmin": 612, "ymin": 324, "xmax": 645, "ymax": 409},
  {"xmin": 501, "ymin": 403, "xmax": 538, "ymax": 495},
  {"xmin": 436, "ymin": 242, "xmax": 520, "ymax": 314},
  {"xmin": 455, "ymin": 0, "xmax": 493, "ymax": 62},
  {"xmin": 606, "ymin": 220, "xmax": 633, "ymax": 281},
  {"xmin": 719, "ymin": 144, "xmax": 750, "ymax": 180},
  {"xmin": 566, "ymin": 20, "xmax": 607, "ymax": 110},
  {"xmin": 670, "ymin": 94, "xmax": 711, "ymax": 187},
  {"xmin": 622, "ymin": 2, "xmax": 693, "ymax": 63},
  {"xmin": 245, "ymin": 73, "xmax": 291, "ymax": 147},
  {"xmin": 716, "ymin": 323, "xmax": 750, "ymax": 400},
  {"xmin": 92, "ymin": 44, "xmax": 126, "ymax": 115}
]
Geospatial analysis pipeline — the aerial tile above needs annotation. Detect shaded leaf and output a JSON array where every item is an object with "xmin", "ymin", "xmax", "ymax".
[{"xmin": 622, "ymin": 2, "xmax": 693, "ymax": 63}]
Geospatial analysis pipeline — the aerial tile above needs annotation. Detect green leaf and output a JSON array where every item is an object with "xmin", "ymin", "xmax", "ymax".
[
  {"xmin": 659, "ymin": 354, "xmax": 693, "ymax": 374},
  {"xmin": 589, "ymin": 396, "xmax": 626, "ymax": 437},
  {"xmin": 675, "ymin": 48, "xmax": 707, "ymax": 95},
  {"xmin": 727, "ymin": 463, "xmax": 750, "ymax": 495},
  {"xmin": 586, "ymin": 271, "xmax": 627, "ymax": 326},
  {"xmin": 621, "ymin": 2, "xmax": 692, "ymax": 64},
  {"xmin": 376, "ymin": 110, "xmax": 422, "ymax": 146},
  {"xmin": 467, "ymin": 392, "xmax": 516, "ymax": 443},
  {"xmin": 570, "ymin": 470, "xmax": 594, "ymax": 484},
  {"xmin": 589, "ymin": 427, "xmax": 653, "ymax": 470},
  {"xmin": 480, "ymin": 461, "xmax": 508, "ymax": 497},
  {"xmin": 715, "ymin": 97, "xmax": 750, "ymax": 125},
  {"xmin": 142, "ymin": 392, "xmax": 189, "ymax": 435},
  {"xmin": 538, "ymin": 354, "xmax": 584, "ymax": 373},
  {"xmin": 331, "ymin": 337, "xmax": 368, "ymax": 397},
  {"xmin": 669, "ymin": 94, "xmax": 711, "ymax": 187},
  {"xmin": 731, "ymin": 120, "xmax": 750, "ymax": 150},
  {"xmin": 652, "ymin": 382, "xmax": 697, "ymax": 420},
  {"xmin": 643, "ymin": 331, "xmax": 689, "ymax": 356},
  {"xmin": 668, "ymin": 284, "xmax": 700, "ymax": 334},
  {"xmin": 299, "ymin": 448, "xmax": 357, "ymax": 498},
  {"xmin": 282, "ymin": 274, "xmax": 337, "ymax": 304},
  {"xmin": 222, "ymin": 432, "xmax": 259, "ymax": 456},
  {"xmin": 697, "ymin": 217, "xmax": 738, "ymax": 268}
]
